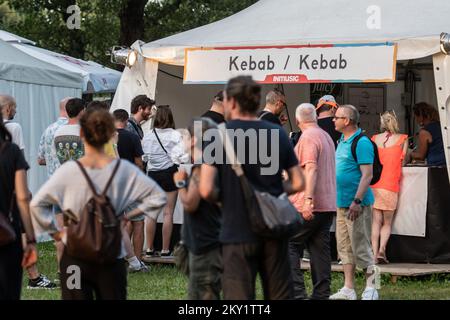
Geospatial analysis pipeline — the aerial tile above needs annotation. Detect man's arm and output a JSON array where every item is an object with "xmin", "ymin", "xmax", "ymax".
[
  {"xmin": 134, "ymin": 157, "xmax": 144, "ymax": 171},
  {"xmin": 37, "ymin": 131, "xmax": 46, "ymax": 166},
  {"xmin": 354, "ymin": 164, "xmax": 373, "ymax": 201},
  {"xmin": 199, "ymin": 164, "xmax": 220, "ymax": 203},
  {"xmin": 175, "ymin": 168, "xmax": 201, "ymax": 213},
  {"xmin": 283, "ymin": 165, "xmax": 305, "ymax": 195},
  {"xmin": 348, "ymin": 164, "xmax": 373, "ymax": 221}
]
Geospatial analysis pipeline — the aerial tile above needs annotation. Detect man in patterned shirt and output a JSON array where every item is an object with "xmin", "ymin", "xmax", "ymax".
[
  {"xmin": 35, "ymin": 97, "xmax": 71, "ymax": 289},
  {"xmin": 37, "ymin": 97, "xmax": 70, "ymax": 177}
]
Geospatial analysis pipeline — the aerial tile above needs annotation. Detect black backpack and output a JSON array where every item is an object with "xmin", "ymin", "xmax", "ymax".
[{"xmin": 351, "ymin": 133, "xmax": 383, "ymax": 186}]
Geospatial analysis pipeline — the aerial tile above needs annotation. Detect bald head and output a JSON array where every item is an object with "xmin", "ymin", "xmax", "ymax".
[
  {"xmin": 0, "ymin": 95, "xmax": 17, "ymax": 120},
  {"xmin": 295, "ymin": 103, "xmax": 317, "ymax": 123},
  {"xmin": 59, "ymin": 97, "xmax": 72, "ymax": 117},
  {"xmin": 0, "ymin": 95, "xmax": 15, "ymax": 109}
]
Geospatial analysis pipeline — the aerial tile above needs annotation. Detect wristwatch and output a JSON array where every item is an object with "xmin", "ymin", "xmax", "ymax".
[
  {"xmin": 175, "ymin": 179, "xmax": 187, "ymax": 189},
  {"xmin": 353, "ymin": 198, "xmax": 362, "ymax": 205}
]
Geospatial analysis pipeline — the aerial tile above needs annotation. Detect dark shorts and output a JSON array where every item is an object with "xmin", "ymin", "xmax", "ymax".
[{"xmin": 147, "ymin": 165, "xmax": 178, "ymax": 192}]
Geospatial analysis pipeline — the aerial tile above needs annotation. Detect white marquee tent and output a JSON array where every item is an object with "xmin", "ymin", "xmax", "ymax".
[
  {"xmin": 0, "ymin": 30, "xmax": 122, "ymax": 94},
  {"xmin": 112, "ymin": 0, "xmax": 450, "ymax": 173},
  {"xmin": 0, "ymin": 39, "xmax": 83, "ymax": 193}
]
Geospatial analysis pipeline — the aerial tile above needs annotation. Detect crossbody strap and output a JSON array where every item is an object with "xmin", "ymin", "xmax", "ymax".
[
  {"xmin": 128, "ymin": 119, "xmax": 143, "ymax": 139},
  {"xmin": 217, "ymin": 123, "xmax": 244, "ymax": 177},
  {"xmin": 153, "ymin": 129, "xmax": 168, "ymax": 154}
]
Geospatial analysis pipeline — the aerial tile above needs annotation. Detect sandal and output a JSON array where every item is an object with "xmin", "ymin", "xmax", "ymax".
[{"xmin": 376, "ymin": 254, "xmax": 389, "ymax": 264}]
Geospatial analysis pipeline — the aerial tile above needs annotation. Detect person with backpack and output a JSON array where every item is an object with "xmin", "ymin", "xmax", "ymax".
[
  {"xmin": 370, "ymin": 111, "xmax": 408, "ymax": 264},
  {"xmin": 0, "ymin": 113, "xmax": 37, "ymax": 300},
  {"xmin": 329, "ymin": 104, "xmax": 379, "ymax": 301},
  {"xmin": 30, "ymin": 108, "xmax": 167, "ymax": 300}
]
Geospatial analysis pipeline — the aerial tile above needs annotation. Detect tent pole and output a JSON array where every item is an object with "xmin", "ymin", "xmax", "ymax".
[{"xmin": 432, "ymin": 53, "xmax": 450, "ymax": 182}]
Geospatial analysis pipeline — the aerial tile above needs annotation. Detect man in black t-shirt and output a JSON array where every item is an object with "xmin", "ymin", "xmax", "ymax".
[
  {"xmin": 257, "ymin": 89, "xmax": 287, "ymax": 126},
  {"xmin": 201, "ymin": 91, "xmax": 225, "ymax": 124},
  {"xmin": 200, "ymin": 76, "xmax": 305, "ymax": 300},
  {"xmin": 113, "ymin": 109, "xmax": 148, "ymax": 272},
  {"xmin": 114, "ymin": 109, "xmax": 144, "ymax": 169},
  {"xmin": 316, "ymin": 95, "xmax": 341, "ymax": 148}
]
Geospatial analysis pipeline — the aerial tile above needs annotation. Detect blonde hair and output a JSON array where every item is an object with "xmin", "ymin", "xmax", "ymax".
[{"xmin": 380, "ymin": 110, "xmax": 400, "ymax": 134}]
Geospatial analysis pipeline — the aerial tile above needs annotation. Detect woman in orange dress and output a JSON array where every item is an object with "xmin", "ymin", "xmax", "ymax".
[{"xmin": 371, "ymin": 111, "xmax": 408, "ymax": 264}]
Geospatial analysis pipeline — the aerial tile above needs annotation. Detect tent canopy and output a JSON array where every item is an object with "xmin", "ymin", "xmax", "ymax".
[
  {"xmin": 0, "ymin": 30, "xmax": 121, "ymax": 93},
  {"xmin": 0, "ymin": 39, "xmax": 82, "ymax": 88},
  {"xmin": 139, "ymin": 0, "xmax": 450, "ymax": 65}
]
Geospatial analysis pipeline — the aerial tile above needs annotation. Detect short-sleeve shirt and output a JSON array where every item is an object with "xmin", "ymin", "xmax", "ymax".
[
  {"xmin": 126, "ymin": 117, "xmax": 144, "ymax": 140},
  {"xmin": 0, "ymin": 142, "xmax": 29, "ymax": 234},
  {"xmin": 215, "ymin": 120, "xmax": 298, "ymax": 243},
  {"xmin": 202, "ymin": 110, "xmax": 225, "ymax": 124},
  {"xmin": 258, "ymin": 111, "xmax": 282, "ymax": 126},
  {"xmin": 53, "ymin": 124, "xmax": 84, "ymax": 165},
  {"xmin": 4, "ymin": 120, "xmax": 25, "ymax": 150},
  {"xmin": 117, "ymin": 129, "xmax": 144, "ymax": 165},
  {"xmin": 37, "ymin": 117, "xmax": 68, "ymax": 177},
  {"xmin": 336, "ymin": 128, "xmax": 374, "ymax": 207},
  {"xmin": 289, "ymin": 126, "xmax": 336, "ymax": 212},
  {"xmin": 318, "ymin": 116, "xmax": 341, "ymax": 148}
]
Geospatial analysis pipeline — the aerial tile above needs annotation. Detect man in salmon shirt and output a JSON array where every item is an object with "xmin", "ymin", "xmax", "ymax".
[{"xmin": 288, "ymin": 103, "xmax": 336, "ymax": 300}]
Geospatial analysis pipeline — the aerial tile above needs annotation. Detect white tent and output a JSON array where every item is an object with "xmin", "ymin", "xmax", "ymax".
[
  {"xmin": 0, "ymin": 39, "xmax": 83, "ymax": 193},
  {"xmin": 112, "ymin": 0, "xmax": 450, "ymax": 176},
  {"xmin": 0, "ymin": 30, "xmax": 121, "ymax": 94}
]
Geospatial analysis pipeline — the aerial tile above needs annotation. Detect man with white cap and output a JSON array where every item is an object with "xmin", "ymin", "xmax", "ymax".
[{"xmin": 316, "ymin": 95, "xmax": 341, "ymax": 148}]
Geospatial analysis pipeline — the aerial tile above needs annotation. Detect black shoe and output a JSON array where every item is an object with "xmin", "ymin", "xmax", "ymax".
[
  {"xmin": 145, "ymin": 248, "xmax": 155, "ymax": 258},
  {"xmin": 27, "ymin": 274, "xmax": 58, "ymax": 289},
  {"xmin": 160, "ymin": 251, "xmax": 173, "ymax": 258}
]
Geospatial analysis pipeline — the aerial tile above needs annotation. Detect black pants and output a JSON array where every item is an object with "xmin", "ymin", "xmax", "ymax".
[
  {"xmin": 0, "ymin": 238, "xmax": 23, "ymax": 300},
  {"xmin": 222, "ymin": 239, "xmax": 293, "ymax": 300},
  {"xmin": 60, "ymin": 250, "xmax": 127, "ymax": 300},
  {"xmin": 289, "ymin": 212, "xmax": 333, "ymax": 300}
]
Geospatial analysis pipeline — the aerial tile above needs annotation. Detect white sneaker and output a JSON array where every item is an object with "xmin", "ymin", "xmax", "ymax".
[
  {"xmin": 329, "ymin": 287, "xmax": 357, "ymax": 300},
  {"xmin": 128, "ymin": 260, "xmax": 150, "ymax": 273},
  {"xmin": 361, "ymin": 287, "xmax": 379, "ymax": 300}
]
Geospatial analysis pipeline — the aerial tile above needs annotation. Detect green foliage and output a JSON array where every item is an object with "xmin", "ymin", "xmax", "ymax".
[{"xmin": 1, "ymin": 0, "xmax": 258, "ymax": 67}]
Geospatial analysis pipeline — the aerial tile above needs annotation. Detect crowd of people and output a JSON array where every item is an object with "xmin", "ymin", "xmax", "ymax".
[{"xmin": 0, "ymin": 75, "xmax": 446, "ymax": 300}]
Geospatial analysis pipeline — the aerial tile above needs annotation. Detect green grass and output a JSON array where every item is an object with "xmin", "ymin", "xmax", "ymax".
[{"xmin": 21, "ymin": 243, "xmax": 450, "ymax": 300}]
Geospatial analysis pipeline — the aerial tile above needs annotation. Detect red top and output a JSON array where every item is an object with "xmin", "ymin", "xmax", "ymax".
[{"xmin": 371, "ymin": 134, "xmax": 408, "ymax": 193}]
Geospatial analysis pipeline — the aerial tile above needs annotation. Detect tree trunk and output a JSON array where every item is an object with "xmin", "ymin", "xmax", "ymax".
[{"xmin": 119, "ymin": 0, "xmax": 147, "ymax": 47}]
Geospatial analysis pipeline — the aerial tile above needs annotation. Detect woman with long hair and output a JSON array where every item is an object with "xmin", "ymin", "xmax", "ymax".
[
  {"xmin": 411, "ymin": 102, "xmax": 445, "ymax": 166},
  {"xmin": 370, "ymin": 111, "xmax": 408, "ymax": 264},
  {"xmin": 143, "ymin": 105, "xmax": 189, "ymax": 258},
  {"xmin": 30, "ymin": 108, "xmax": 166, "ymax": 300},
  {"xmin": 0, "ymin": 113, "xmax": 37, "ymax": 300}
]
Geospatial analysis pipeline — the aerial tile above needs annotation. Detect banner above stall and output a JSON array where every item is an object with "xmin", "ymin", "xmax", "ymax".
[{"xmin": 184, "ymin": 43, "xmax": 397, "ymax": 84}]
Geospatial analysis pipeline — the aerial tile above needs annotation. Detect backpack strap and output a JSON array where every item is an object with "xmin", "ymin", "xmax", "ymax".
[
  {"xmin": 75, "ymin": 160, "xmax": 121, "ymax": 197},
  {"xmin": 350, "ymin": 133, "xmax": 365, "ymax": 163},
  {"xmin": 75, "ymin": 160, "xmax": 99, "ymax": 197},
  {"xmin": 102, "ymin": 160, "xmax": 121, "ymax": 196}
]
